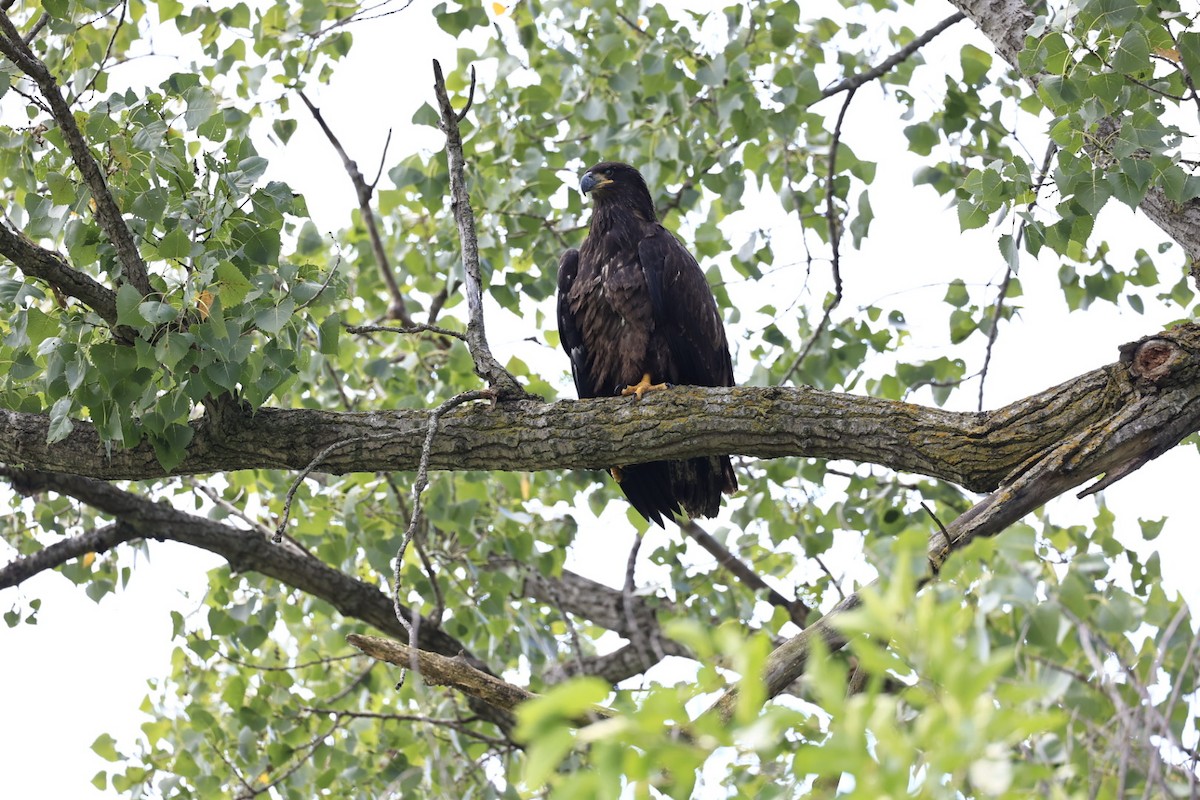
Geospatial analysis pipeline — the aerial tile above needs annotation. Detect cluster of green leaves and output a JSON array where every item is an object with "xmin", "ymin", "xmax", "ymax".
[
  {"xmin": 966, "ymin": 0, "xmax": 1200, "ymax": 277},
  {"xmin": 0, "ymin": 1, "xmax": 357, "ymax": 469},
  {"xmin": 514, "ymin": 510, "xmax": 1198, "ymax": 799}
]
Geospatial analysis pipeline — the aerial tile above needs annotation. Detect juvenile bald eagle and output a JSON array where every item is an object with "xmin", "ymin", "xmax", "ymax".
[{"xmin": 556, "ymin": 162, "xmax": 737, "ymax": 526}]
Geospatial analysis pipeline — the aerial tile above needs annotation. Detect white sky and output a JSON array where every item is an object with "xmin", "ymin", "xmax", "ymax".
[{"xmin": 2, "ymin": 0, "xmax": 1197, "ymax": 796}]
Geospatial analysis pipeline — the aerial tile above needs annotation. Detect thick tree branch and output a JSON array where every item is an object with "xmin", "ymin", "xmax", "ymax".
[
  {"xmin": 8, "ymin": 324, "xmax": 1200, "ymax": 492},
  {"xmin": 0, "ymin": 12, "xmax": 153, "ymax": 295},
  {"xmin": 0, "ymin": 470, "xmax": 515, "ymax": 734},
  {"xmin": 948, "ymin": 0, "xmax": 1200, "ymax": 260},
  {"xmin": 0, "ymin": 222, "xmax": 121, "ymax": 325},
  {"xmin": 347, "ymin": 633, "xmax": 611, "ymax": 726},
  {"xmin": 707, "ymin": 331, "xmax": 1200, "ymax": 721},
  {"xmin": 297, "ymin": 91, "xmax": 415, "ymax": 325},
  {"xmin": 518, "ymin": 563, "xmax": 690, "ymax": 684},
  {"xmin": 431, "ymin": 59, "xmax": 530, "ymax": 400},
  {"xmin": 0, "ymin": 520, "xmax": 136, "ymax": 587}
]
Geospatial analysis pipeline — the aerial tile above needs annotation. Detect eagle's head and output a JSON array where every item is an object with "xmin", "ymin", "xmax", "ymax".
[{"xmin": 580, "ymin": 162, "xmax": 656, "ymax": 221}]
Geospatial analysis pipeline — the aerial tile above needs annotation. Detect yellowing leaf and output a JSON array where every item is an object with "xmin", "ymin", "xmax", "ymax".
[
  {"xmin": 81, "ymin": 552, "xmax": 96, "ymax": 568},
  {"xmin": 196, "ymin": 290, "xmax": 214, "ymax": 320},
  {"xmin": 1154, "ymin": 46, "xmax": 1180, "ymax": 63},
  {"xmin": 492, "ymin": 2, "xmax": 506, "ymax": 14}
]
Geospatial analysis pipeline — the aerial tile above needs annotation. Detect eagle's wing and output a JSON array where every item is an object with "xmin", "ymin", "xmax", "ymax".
[
  {"xmin": 556, "ymin": 247, "xmax": 595, "ymax": 398},
  {"xmin": 638, "ymin": 228, "xmax": 734, "ymax": 388}
]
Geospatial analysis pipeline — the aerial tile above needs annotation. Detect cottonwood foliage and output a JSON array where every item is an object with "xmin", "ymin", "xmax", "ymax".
[{"xmin": 2, "ymin": 0, "xmax": 1199, "ymax": 798}]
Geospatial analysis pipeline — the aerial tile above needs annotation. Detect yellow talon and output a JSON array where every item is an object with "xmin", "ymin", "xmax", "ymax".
[{"xmin": 620, "ymin": 372, "xmax": 668, "ymax": 400}]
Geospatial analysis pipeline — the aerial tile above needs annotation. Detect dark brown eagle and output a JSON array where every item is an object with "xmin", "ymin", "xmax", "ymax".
[{"xmin": 556, "ymin": 161, "xmax": 737, "ymax": 526}]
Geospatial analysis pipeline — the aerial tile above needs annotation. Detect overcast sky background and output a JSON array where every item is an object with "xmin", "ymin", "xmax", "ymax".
[{"xmin": 2, "ymin": 0, "xmax": 1197, "ymax": 796}]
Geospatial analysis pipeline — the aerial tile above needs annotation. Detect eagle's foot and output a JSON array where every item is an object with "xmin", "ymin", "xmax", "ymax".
[{"xmin": 620, "ymin": 373, "xmax": 669, "ymax": 401}]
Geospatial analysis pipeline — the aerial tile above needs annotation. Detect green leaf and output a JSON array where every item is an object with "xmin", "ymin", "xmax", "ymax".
[
  {"xmin": 1178, "ymin": 33, "xmax": 1200, "ymax": 89},
  {"xmin": 184, "ymin": 87, "xmax": 218, "ymax": 129},
  {"xmin": 411, "ymin": 102, "xmax": 441, "ymax": 128},
  {"xmin": 944, "ymin": 279, "xmax": 970, "ymax": 308},
  {"xmin": 1138, "ymin": 517, "xmax": 1165, "ymax": 542},
  {"xmin": 272, "ymin": 118, "xmax": 298, "ymax": 144},
  {"xmin": 957, "ymin": 199, "xmax": 988, "ymax": 231},
  {"xmin": 158, "ymin": 226, "xmax": 191, "ymax": 260},
  {"xmin": 254, "ymin": 297, "xmax": 296, "ymax": 335},
  {"xmin": 318, "ymin": 313, "xmax": 341, "ymax": 355},
  {"xmin": 215, "ymin": 261, "xmax": 254, "ymax": 306},
  {"xmin": 47, "ymin": 396, "xmax": 74, "ymax": 444},
  {"xmin": 434, "ymin": 3, "xmax": 488, "ymax": 35},
  {"xmin": 157, "ymin": 0, "xmax": 184, "ymax": 21},
  {"xmin": 960, "ymin": 44, "xmax": 992, "ymax": 85},
  {"xmin": 1112, "ymin": 27, "xmax": 1150, "ymax": 76},
  {"xmin": 91, "ymin": 733, "xmax": 121, "ymax": 763},
  {"xmin": 138, "ymin": 300, "xmax": 179, "ymax": 325}
]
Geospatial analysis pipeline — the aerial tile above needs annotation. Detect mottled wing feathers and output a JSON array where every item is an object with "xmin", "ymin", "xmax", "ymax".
[
  {"xmin": 556, "ymin": 247, "xmax": 594, "ymax": 398},
  {"xmin": 637, "ymin": 229, "xmax": 733, "ymax": 388}
]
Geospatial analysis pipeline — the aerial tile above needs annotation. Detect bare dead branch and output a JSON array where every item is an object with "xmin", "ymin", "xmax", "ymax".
[
  {"xmin": 348, "ymin": 632, "xmax": 612, "ymax": 725},
  {"xmin": 431, "ymin": 59, "xmax": 532, "ymax": 400}
]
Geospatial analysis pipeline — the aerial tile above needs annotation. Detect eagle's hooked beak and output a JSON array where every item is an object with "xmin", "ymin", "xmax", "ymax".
[{"xmin": 580, "ymin": 172, "xmax": 612, "ymax": 194}]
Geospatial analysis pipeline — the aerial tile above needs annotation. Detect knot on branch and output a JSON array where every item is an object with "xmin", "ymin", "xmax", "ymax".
[{"xmin": 1120, "ymin": 326, "xmax": 1198, "ymax": 389}]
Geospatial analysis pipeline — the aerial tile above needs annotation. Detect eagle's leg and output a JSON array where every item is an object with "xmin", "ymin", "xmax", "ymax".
[{"xmin": 620, "ymin": 372, "xmax": 669, "ymax": 400}]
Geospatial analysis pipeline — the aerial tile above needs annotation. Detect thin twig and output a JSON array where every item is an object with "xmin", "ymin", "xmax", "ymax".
[
  {"xmin": 682, "ymin": 520, "xmax": 809, "ymax": 627},
  {"xmin": 811, "ymin": 553, "xmax": 846, "ymax": 601},
  {"xmin": 386, "ymin": 471, "xmax": 447, "ymax": 625},
  {"xmin": 621, "ymin": 531, "xmax": 663, "ymax": 668},
  {"xmin": 392, "ymin": 390, "xmax": 493, "ymax": 640},
  {"xmin": 20, "ymin": 11, "xmax": 49, "ymax": 44},
  {"xmin": 820, "ymin": 13, "xmax": 967, "ymax": 99},
  {"xmin": 919, "ymin": 501, "xmax": 949, "ymax": 540},
  {"xmin": 192, "ymin": 481, "xmax": 274, "ymax": 537},
  {"xmin": 781, "ymin": 87, "xmax": 856, "ymax": 384},
  {"xmin": 977, "ymin": 141, "xmax": 1057, "ymax": 410},
  {"xmin": 215, "ymin": 651, "xmax": 362, "ymax": 672},
  {"xmin": 346, "ymin": 322, "xmax": 466, "ymax": 341},
  {"xmin": 275, "ymin": 437, "xmax": 372, "ymax": 542},
  {"xmin": 75, "ymin": 0, "xmax": 127, "ymax": 99},
  {"xmin": 300, "ymin": 707, "xmax": 509, "ymax": 747},
  {"xmin": 298, "ymin": 90, "xmax": 414, "ymax": 325},
  {"xmin": 252, "ymin": 719, "xmax": 340, "ymax": 798},
  {"xmin": 536, "ymin": 566, "xmax": 589, "ymax": 676}
]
